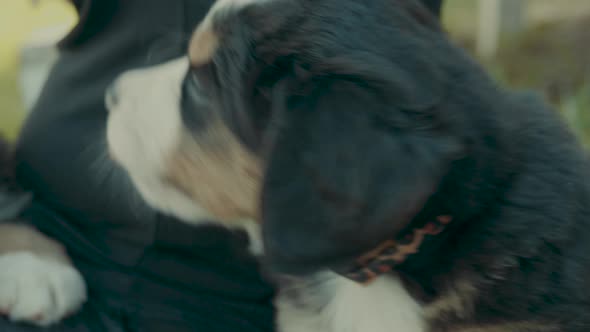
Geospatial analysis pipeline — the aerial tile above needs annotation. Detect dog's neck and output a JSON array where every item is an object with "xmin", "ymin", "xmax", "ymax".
[
  {"xmin": 341, "ymin": 214, "xmax": 453, "ymax": 285},
  {"xmin": 337, "ymin": 123, "xmax": 521, "ymax": 291}
]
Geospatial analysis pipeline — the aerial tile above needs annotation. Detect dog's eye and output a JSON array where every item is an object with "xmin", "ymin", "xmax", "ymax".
[
  {"xmin": 243, "ymin": 83, "xmax": 276, "ymax": 151},
  {"xmin": 248, "ymin": 65, "xmax": 288, "ymax": 135},
  {"xmin": 180, "ymin": 71, "xmax": 212, "ymax": 131}
]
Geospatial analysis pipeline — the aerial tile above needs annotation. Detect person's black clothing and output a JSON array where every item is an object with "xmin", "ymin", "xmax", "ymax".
[{"xmin": 422, "ymin": 0, "xmax": 444, "ymax": 17}]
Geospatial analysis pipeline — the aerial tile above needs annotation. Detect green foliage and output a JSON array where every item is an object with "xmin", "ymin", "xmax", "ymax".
[{"xmin": 561, "ymin": 83, "xmax": 590, "ymax": 146}]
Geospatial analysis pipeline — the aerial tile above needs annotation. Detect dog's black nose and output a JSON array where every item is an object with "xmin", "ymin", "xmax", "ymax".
[{"xmin": 105, "ymin": 84, "xmax": 119, "ymax": 111}]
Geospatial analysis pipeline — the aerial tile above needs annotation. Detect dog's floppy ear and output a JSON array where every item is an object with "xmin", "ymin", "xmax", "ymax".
[{"xmin": 260, "ymin": 79, "xmax": 461, "ymax": 275}]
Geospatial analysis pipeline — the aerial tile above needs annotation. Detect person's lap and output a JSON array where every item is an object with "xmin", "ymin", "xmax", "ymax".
[
  {"xmin": 0, "ymin": 301, "xmax": 126, "ymax": 332},
  {"xmin": 0, "ymin": 294, "xmax": 249, "ymax": 332},
  {"xmin": 0, "ymin": 316, "xmax": 205, "ymax": 332}
]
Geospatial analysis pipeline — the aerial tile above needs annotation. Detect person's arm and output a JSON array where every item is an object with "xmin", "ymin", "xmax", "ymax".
[
  {"xmin": 0, "ymin": 136, "xmax": 31, "ymax": 222},
  {"xmin": 58, "ymin": 0, "xmax": 118, "ymax": 48},
  {"xmin": 0, "ymin": 191, "xmax": 31, "ymax": 224},
  {"xmin": 421, "ymin": 0, "xmax": 444, "ymax": 17}
]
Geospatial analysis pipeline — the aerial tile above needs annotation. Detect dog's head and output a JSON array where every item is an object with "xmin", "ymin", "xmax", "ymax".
[{"xmin": 107, "ymin": 0, "xmax": 509, "ymax": 275}]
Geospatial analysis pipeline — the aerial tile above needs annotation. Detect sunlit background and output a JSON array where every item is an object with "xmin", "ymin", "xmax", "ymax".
[
  {"xmin": 0, "ymin": 0, "xmax": 76, "ymax": 139},
  {"xmin": 0, "ymin": 0, "xmax": 589, "ymax": 143}
]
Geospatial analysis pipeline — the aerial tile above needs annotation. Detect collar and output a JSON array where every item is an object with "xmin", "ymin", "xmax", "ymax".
[{"xmin": 343, "ymin": 215, "xmax": 453, "ymax": 285}]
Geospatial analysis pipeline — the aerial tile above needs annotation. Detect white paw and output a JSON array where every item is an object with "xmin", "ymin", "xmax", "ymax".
[{"xmin": 0, "ymin": 252, "xmax": 87, "ymax": 326}]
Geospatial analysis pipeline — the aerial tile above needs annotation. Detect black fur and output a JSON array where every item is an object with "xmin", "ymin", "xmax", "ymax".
[{"xmin": 187, "ymin": 0, "xmax": 590, "ymax": 330}]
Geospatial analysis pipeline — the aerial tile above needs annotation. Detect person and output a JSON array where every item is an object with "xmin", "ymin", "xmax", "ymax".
[
  {"xmin": 0, "ymin": 0, "xmax": 444, "ymax": 330},
  {"xmin": 423, "ymin": 0, "xmax": 444, "ymax": 16}
]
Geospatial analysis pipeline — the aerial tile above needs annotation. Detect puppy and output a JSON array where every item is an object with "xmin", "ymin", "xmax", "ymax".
[
  {"xmin": 0, "ymin": 136, "xmax": 87, "ymax": 326},
  {"xmin": 106, "ymin": 0, "xmax": 590, "ymax": 331}
]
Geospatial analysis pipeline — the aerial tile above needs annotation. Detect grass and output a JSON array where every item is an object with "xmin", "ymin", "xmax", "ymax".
[
  {"xmin": 0, "ymin": 0, "xmax": 76, "ymax": 139},
  {"xmin": 561, "ymin": 83, "xmax": 590, "ymax": 146},
  {"xmin": 442, "ymin": 0, "xmax": 478, "ymax": 42},
  {"xmin": 442, "ymin": 0, "xmax": 590, "ymax": 146},
  {"xmin": 489, "ymin": 17, "xmax": 590, "ymax": 146}
]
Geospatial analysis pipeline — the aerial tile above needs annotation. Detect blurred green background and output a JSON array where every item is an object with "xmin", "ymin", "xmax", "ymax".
[
  {"xmin": 443, "ymin": 0, "xmax": 590, "ymax": 145},
  {"xmin": 0, "ymin": 0, "xmax": 589, "ymax": 144},
  {"xmin": 0, "ymin": 0, "xmax": 75, "ymax": 139}
]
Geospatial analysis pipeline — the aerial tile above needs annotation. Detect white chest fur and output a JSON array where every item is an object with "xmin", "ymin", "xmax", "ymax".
[{"xmin": 276, "ymin": 271, "xmax": 425, "ymax": 332}]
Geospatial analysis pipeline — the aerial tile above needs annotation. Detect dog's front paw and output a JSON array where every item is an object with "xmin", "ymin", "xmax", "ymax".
[{"xmin": 0, "ymin": 252, "xmax": 87, "ymax": 326}]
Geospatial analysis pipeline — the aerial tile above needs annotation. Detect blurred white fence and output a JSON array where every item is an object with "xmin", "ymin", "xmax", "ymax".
[{"xmin": 476, "ymin": 0, "xmax": 525, "ymax": 59}]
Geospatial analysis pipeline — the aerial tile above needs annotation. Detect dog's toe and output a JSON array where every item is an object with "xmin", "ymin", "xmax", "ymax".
[{"xmin": 0, "ymin": 252, "xmax": 87, "ymax": 326}]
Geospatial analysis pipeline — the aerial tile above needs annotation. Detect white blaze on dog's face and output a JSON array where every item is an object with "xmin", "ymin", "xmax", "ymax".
[
  {"xmin": 105, "ymin": 0, "xmax": 271, "ymax": 232},
  {"xmin": 105, "ymin": 56, "xmax": 263, "ymax": 225},
  {"xmin": 106, "ymin": 58, "xmax": 202, "ymax": 222}
]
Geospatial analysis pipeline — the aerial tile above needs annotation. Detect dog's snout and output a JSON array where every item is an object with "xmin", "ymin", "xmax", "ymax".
[{"xmin": 105, "ymin": 83, "xmax": 120, "ymax": 111}]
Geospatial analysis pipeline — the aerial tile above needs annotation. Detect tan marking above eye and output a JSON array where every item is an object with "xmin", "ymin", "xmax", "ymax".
[
  {"xmin": 189, "ymin": 23, "xmax": 220, "ymax": 66},
  {"xmin": 188, "ymin": 0, "xmax": 266, "ymax": 66}
]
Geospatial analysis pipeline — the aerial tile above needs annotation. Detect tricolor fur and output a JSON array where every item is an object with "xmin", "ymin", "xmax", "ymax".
[{"xmin": 106, "ymin": 0, "xmax": 590, "ymax": 331}]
